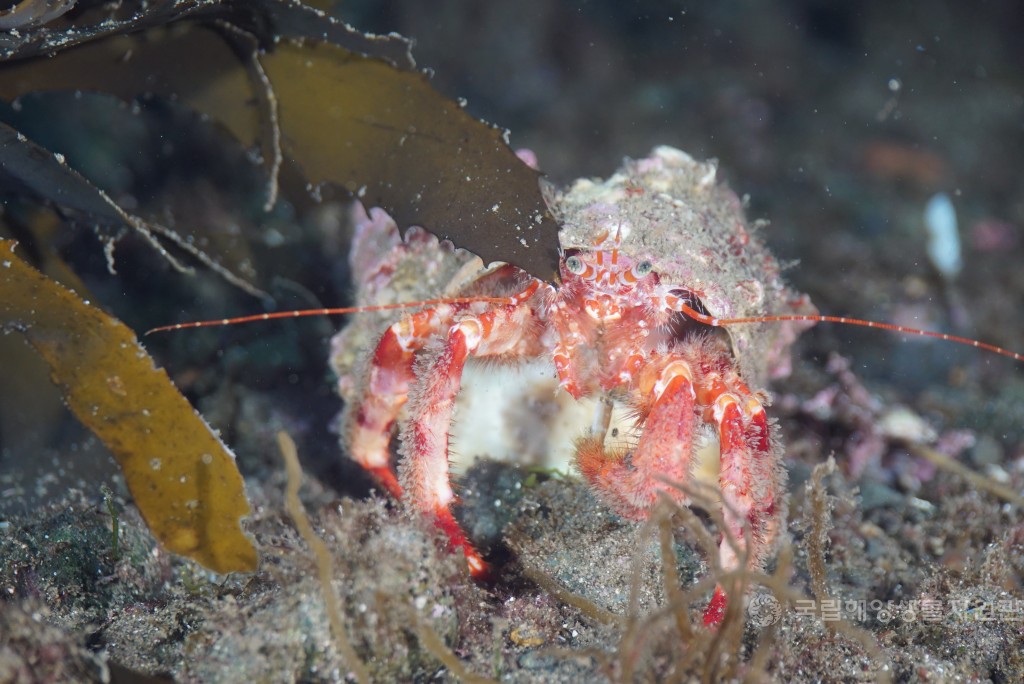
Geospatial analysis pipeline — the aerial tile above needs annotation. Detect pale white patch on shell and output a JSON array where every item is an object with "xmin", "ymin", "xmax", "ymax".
[{"xmin": 447, "ymin": 360, "xmax": 631, "ymax": 473}]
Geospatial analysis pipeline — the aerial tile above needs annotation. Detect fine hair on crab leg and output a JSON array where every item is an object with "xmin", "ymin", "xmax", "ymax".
[
  {"xmin": 575, "ymin": 359, "xmax": 699, "ymax": 516},
  {"xmin": 400, "ymin": 284, "xmax": 548, "ymax": 577},
  {"xmin": 702, "ymin": 387, "xmax": 782, "ymax": 627},
  {"xmin": 572, "ymin": 335, "xmax": 784, "ymax": 628},
  {"xmin": 345, "ymin": 304, "xmax": 464, "ymax": 498},
  {"xmin": 344, "ymin": 277, "xmax": 544, "ymax": 499}
]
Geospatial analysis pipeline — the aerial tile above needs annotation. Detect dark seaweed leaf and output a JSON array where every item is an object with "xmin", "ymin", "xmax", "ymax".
[
  {"xmin": 0, "ymin": 120, "xmax": 129, "ymax": 227},
  {"xmin": 0, "ymin": 0, "xmax": 414, "ymax": 69},
  {"xmin": 0, "ymin": 0, "xmax": 561, "ymax": 278},
  {"xmin": 0, "ymin": 0, "xmax": 76, "ymax": 31},
  {"xmin": 0, "ymin": 107, "xmax": 267, "ymax": 298}
]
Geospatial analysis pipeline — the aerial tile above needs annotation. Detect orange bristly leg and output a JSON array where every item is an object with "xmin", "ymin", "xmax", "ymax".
[
  {"xmin": 401, "ymin": 303, "xmax": 542, "ymax": 579},
  {"xmin": 348, "ymin": 305, "xmax": 458, "ymax": 498},
  {"xmin": 703, "ymin": 380, "xmax": 781, "ymax": 628}
]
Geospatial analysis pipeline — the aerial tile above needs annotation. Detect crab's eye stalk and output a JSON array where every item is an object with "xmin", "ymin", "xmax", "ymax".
[
  {"xmin": 565, "ymin": 255, "xmax": 586, "ymax": 275},
  {"xmin": 623, "ymin": 259, "xmax": 654, "ymax": 283}
]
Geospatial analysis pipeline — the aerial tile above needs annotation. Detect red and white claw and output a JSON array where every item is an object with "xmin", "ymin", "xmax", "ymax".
[
  {"xmin": 575, "ymin": 358, "xmax": 698, "ymax": 516},
  {"xmin": 575, "ymin": 345, "xmax": 783, "ymax": 629},
  {"xmin": 703, "ymin": 384, "xmax": 782, "ymax": 628}
]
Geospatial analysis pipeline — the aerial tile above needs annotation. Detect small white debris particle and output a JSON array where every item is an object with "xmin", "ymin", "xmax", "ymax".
[{"xmin": 924, "ymin": 192, "xmax": 962, "ymax": 278}]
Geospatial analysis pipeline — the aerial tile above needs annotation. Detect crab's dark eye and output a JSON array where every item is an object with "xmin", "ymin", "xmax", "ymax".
[
  {"xmin": 634, "ymin": 260, "xmax": 654, "ymax": 277},
  {"xmin": 565, "ymin": 255, "xmax": 586, "ymax": 274}
]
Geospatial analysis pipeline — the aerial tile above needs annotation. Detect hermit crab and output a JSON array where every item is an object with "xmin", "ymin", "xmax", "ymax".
[
  {"xmin": 154, "ymin": 146, "xmax": 1021, "ymax": 627},
  {"xmin": 328, "ymin": 146, "xmax": 817, "ymax": 625}
]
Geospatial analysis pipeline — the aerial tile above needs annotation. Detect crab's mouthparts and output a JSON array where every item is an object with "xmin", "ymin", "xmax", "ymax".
[{"xmin": 584, "ymin": 294, "xmax": 622, "ymax": 321}]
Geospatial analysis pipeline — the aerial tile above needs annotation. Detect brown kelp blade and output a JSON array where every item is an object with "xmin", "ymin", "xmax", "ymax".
[{"xmin": 0, "ymin": 240, "xmax": 257, "ymax": 574}]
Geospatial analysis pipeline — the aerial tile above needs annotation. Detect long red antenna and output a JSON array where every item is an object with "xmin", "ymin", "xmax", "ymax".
[
  {"xmin": 144, "ymin": 295, "xmax": 510, "ymax": 336},
  {"xmin": 678, "ymin": 304, "xmax": 1024, "ymax": 362},
  {"xmin": 148, "ymin": 294, "xmax": 1024, "ymax": 364}
]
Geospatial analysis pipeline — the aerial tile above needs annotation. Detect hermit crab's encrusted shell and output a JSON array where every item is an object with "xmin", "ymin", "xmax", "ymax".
[
  {"xmin": 551, "ymin": 146, "xmax": 816, "ymax": 386},
  {"xmin": 329, "ymin": 203, "xmax": 482, "ymax": 403}
]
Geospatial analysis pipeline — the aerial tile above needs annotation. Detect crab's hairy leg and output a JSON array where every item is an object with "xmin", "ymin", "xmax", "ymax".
[
  {"xmin": 575, "ymin": 359, "xmax": 698, "ymax": 515},
  {"xmin": 401, "ymin": 301, "xmax": 544, "ymax": 577},
  {"xmin": 346, "ymin": 305, "xmax": 459, "ymax": 497},
  {"xmin": 701, "ymin": 371, "xmax": 784, "ymax": 627}
]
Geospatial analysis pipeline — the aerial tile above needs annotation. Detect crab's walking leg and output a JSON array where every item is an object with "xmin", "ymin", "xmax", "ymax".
[
  {"xmin": 575, "ymin": 352, "xmax": 783, "ymax": 628},
  {"xmin": 401, "ymin": 297, "xmax": 543, "ymax": 577},
  {"xmin": 701, "ymin": 374, "xmax": 783, "ymax": 627},
  {"xmin": 348, "ymin": 306, "xmax": 458, "ymax": 497}
]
